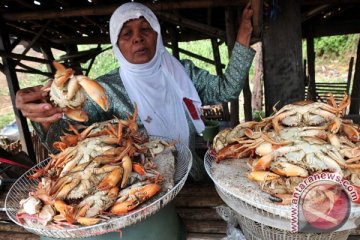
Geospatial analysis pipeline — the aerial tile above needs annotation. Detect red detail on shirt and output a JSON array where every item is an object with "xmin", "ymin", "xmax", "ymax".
[{"xmin": 183, "ymin": 97, "xmax": 199, "ymax": 120}]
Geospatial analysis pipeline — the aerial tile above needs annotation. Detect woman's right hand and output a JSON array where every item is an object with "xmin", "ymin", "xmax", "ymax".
[{"xmin": 15, "ymin": 81, "xmax": 65, "ymax": 132}]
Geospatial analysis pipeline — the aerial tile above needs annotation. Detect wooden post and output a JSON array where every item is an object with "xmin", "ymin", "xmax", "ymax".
[
  {"xmin": 0, "ymin": 22, "xmax": 36, "ymax": 163},
  {"xmin": 169, "ymin": 26, "xmax": 180, "ymax": 59},
  {"xmin": 350, "ymin": 39, "xmax": 360, "ymax": 114},
  {"xmin": 41, "ymin": 46, "xmax": 55, "ymax": 73},
  {"xmin": 346, "ymin": 57, "xmax": 354, "ymax": 95},
  {"xmin": 262, "ymin": 0, "xmax": 303, "ymax": 115},
  {"xmin": 243, "ymin": 75, "xmax": 252, "ymax": 121},
  {"xmin": 306, "ymin": 37, "xmax": 316, "ymax": 101},
  {"xmin": 225, "ymin": 7, "xmax": 239, "ymax": 127}
]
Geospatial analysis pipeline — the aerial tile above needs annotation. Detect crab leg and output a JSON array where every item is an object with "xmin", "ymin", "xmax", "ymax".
[{"xmin": 53, "ymin": 61, "xmax": 74, "ymax": 87}]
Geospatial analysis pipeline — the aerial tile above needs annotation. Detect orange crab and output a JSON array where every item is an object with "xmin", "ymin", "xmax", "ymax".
[{"xmin": 48, "ymin": 61, "xmax": 109, "ymax": 122}]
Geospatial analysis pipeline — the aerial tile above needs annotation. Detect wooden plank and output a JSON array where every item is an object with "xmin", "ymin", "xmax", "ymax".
[
  {"xmin": 177, "ymin": 183, "xmax": 219, "ymax": 196},
  {"xmin": 2, "ymin": 0, "xmax": 249, "ymax": 21},
  {"xmin": 0, "ymin": 210, "xmax": 11, "ymax": 221},
  {"xmin": 177, "ymin": 207, "xmax": 223, "ymax": 221},
  {"xmin": 0, "ymin": 232, "xmax": 39, "ymax": 240},
  {"xmin": 183, "ymin": 220, "xmax": 227, "ymax": 234},
  {"xmin": 187, "ymin": 233, "xmax": 227, "ymax": 240},
  {"xmin": 0, "ymin": 222, "xmax": 32, "ymax": 232},
  {"xmin": 175, "ymin": 195, "xmax": 225, "ymax": 208}
]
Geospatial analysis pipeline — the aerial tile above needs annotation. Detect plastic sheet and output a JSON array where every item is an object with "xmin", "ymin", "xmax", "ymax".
[{"xmin": 215, "ymin": 205, "xmax": 246, "ymax": 240}]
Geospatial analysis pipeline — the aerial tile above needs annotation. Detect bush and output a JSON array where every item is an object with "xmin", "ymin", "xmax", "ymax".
[{"xmin": 314, "ymin": 34, "xmax": 359, "ymax": 59}]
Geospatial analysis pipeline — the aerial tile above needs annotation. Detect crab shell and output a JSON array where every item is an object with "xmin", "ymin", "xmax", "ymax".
[
  {"xmin": 49, "ymin": 61, "xmax": 109, "ymax": 122},
  {"xmin": 20, "ymin": 196, "xmax": 42, "ymax": 215}
]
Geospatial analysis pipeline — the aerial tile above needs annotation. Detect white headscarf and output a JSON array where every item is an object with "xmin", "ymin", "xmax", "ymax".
[{"xmin": 110, "ymin": 2, "xmax": 205, "ymax": 145}]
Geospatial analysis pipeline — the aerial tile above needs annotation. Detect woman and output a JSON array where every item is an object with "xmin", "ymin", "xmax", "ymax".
[{"xmin": 16, "ymin": 2, "xmax": 255, "ymax": 239}]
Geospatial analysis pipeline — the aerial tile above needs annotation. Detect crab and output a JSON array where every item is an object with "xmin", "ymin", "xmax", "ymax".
[
  {"xmin": 48, "ymin": 61, "xmax": 109, "ymax": 122},
  {"xmin": 271, "ymin": 94, "xmax": 350, "ymax": 133}
]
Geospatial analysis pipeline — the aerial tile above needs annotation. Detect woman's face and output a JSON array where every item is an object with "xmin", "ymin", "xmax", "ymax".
[{"xmin": 118, "ymin": 17, "xmax": 158, "ymax": 64}]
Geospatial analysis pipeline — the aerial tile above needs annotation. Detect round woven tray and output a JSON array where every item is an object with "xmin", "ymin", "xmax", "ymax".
[
  {"xmin": 5, "ymin": 136, "xmax": 192, "ymax": 239},
  {"xmin": 204, "ymin": 150, "xmax": 360, "ymax": 233}
]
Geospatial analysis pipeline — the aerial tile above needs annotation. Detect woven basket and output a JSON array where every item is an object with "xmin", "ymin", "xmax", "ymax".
[{"xmin": 237, "ymin": 214, "xmax": 352, "ymax": 240}]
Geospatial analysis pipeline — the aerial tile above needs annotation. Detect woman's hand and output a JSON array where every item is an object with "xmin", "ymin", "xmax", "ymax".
[
  {"xmin": 236, "ymin": 2, "xmax": 254, "ymax": 47},
  {"xmin": 15, "ymin": 81, "xmax": 65, "ymax": 132}
]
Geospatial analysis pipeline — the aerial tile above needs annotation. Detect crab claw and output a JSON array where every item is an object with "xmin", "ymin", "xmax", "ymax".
[
  {"xmin": 76, "ymin": 76, "xmax": 109, "ymax": 112},
  {"xmin": 132, "ymin": 163, "xmax": 145, "ymax": 176},
  {"xmin": 247, "ymin": 171, "xmax": 280, "ymax": 181},
  {"xmin": 121, "ymin": 155, "xmax": 133, "ymax": 188},
  {"xmin": 65, "ymin": 109, "xmax": 89, "ymax": 122},
  {"xmin": 53, "ymin": 61, "xmax": 74, "ymax": 87},
  {"xmin": 342, "ymin": 123, "xmax": 359, "ymax": 142},
  {"xmin": 53, "ymin": 199, "xmax": 75, "ymax": 224},
  {"xmin": 270, "ymin": 162, "xmax": 308, "ymax": 177},
  {"xmin": 77, "ymin": 217, "xmax": 101, "ymax": 226},
  {"xmin": 110, "ymin": 183, "xmax": 160, "ymax": 215},
  {"xmin": 252, "ymin": 154, "xmax": 273, "ymax": 170},
  {"xmin": 98, "ymin": 167, "xmax": 123, "ymax": 190}
]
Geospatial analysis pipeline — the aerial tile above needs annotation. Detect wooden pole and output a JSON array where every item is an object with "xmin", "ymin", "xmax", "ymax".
[
  {"xmin": 306, "ymin": 37, "xmax": 316, "ymax": 101},
  {"xmin": 0, "ymin": 22, "xmax": 36, "ymax": 163},
  {"xmin": 263, "ymin": 0, "xmax": 303, "ymax": 115},
  {"xmin": 346, "ymin": 57, "xmax": 354, "ymax": 95},
  {"xmin": 349, "ymin": 39, "xmax": 360, "ymax": 114},
  {"xmin": 225, "ymin": 7, "xmax": 238, "ymax": 126}
]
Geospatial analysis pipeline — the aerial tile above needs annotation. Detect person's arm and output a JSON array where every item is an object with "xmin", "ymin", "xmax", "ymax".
[
  {"xmin": 183, "ymin": 43, "xmax": 255, "ymax": 105},
  {"xmin": 182, "ymin": 2, "xmax": 255, "ymax": 105}
]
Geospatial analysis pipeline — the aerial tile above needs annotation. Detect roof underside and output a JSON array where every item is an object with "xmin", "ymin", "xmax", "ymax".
[{"xmin": 1, "ymin": 0, "xmax": 359, "ymax": 53}]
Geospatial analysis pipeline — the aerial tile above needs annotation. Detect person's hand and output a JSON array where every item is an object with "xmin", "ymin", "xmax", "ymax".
[
  {"xmin": 15, "ymin": 81, "xmax": 65, "ymax": 132},
  {"xmin": 236, "ymin": 2, "xmax": 253, "ymax": 47}
]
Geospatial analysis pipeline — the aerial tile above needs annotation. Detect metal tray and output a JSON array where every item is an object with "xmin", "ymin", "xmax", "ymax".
[
  {"xmin": 5, "ymin": 136, "xmax": 192, "ymax": 238},
  {"xmin": 204, "ymin": 150, "xmax": 360, "ymax": 231}
]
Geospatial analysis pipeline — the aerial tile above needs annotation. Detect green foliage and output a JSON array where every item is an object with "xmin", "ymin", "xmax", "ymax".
[
  {"xmin": 314, "ymin": 34, "xmax": 359, "ymax": 59},
  {"xmin": 0, "ymin": 112, "xmax": 15, "ymax": 130},
  {"xmin": 79, "ymin": 45, "xmax": 119, "ymax": 79},
  {"xmin": 178, "ymin": 40, "xmax": 229, "ymax": 74}
]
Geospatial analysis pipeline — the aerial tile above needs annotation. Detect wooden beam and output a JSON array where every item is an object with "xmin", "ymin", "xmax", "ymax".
[
  {"xmin": 302, "ymin": 0, "xmax": 360, "ymax": 5},
  {"xmin": 0, "ymin": 22, "xmax": 36, "ymax": 163},
  {"xmin": 303, "ymin": 19, "xmax": 360, "ymax": 38},
  {"xmin": 302, "ymin": 4, "xmax": 332, "ymax": 22},
  {"xmin": 83, "ymin": 16, "xmax": 108, "ymax": 33},
  {"xmin": 1, "ymin": 0, "xmax": 248, "ymax": 21},
  {"xmin": 0, "ymin": 50, "xmax": 52, "ymax": 64},
  {"xmin": 156, "ymin": 12, "xmax": 226, "ymax": 40},
  {"xmin": 164, "ymin": 42, "xmax": 225, "ymax": 68}
]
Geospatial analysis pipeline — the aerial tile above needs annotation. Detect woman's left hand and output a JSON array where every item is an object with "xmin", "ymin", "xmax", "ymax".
[{"xmin": 236, "ymin": 2, "xmax": 254, "ymax": 47}]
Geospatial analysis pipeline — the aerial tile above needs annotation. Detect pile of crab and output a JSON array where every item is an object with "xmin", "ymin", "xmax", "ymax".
[
  {"xmin": 211, "ymin": 93, "xmax": 360, "ymax": 205},
  {"xmin": 16, "ymin": 106, "xmax": 176, "ymax": 227}
]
